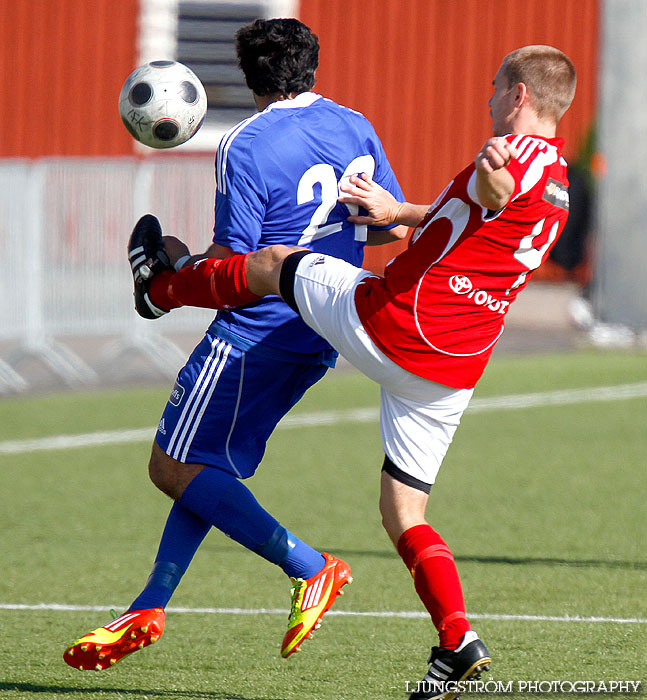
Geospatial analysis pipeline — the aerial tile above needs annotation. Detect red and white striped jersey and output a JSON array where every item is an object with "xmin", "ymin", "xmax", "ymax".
[{"xmin": 355, "ymin": 134, "xmax": 570, "ymax": 389}]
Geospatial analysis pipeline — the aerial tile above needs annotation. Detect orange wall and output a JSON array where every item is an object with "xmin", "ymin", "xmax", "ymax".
[
  {"xmin": 298, "ymin": 0, "xmax": 599, "ymax": 271},
  {"xmin": 0, "ymin": 0, "xmax": 138, "ymax": 156},
  {"xmin": 2, "ymin": 0, "xmax": 599, "ymax": 271}
]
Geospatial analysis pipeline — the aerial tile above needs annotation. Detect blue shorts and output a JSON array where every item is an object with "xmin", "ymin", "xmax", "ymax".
[{"xmin": 155, "ymin": 328, "xmax": 329, "ymax": 478}]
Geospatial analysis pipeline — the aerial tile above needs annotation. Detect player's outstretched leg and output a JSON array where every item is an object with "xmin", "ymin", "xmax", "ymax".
[
  {"xmin": 281, "ymin": 552, "xmax": 352, "ymax": 658},
  {"xmin": 63, "ymin": 608, "xmax": 165, "ymax": 671},
  {"xmin": 147, "ymin": 254, "xmax": 263, "ymax": 311},
  {"xmin": 127, "ymin": 214, "xmax": 174, "ymax": 319},
  {"xmin": 409, "ymin": 631, "xmax": 491, "ymax": 700}
]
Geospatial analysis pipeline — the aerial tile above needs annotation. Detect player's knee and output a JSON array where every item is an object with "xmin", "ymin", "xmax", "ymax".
[
  {"xmin": 246, "ymin": 245, "xmax": 304, "ymax": 297},
  {"xmin": 149, "ymin": 442, "xmax": 206, "ymax": 500},
  {"xmin": 148, "ymin": 443, "xmax": 176, "ymax": 498},
  {"xmin": 265, "ymin": 244, "xmax": 301, "ymax": 266}
]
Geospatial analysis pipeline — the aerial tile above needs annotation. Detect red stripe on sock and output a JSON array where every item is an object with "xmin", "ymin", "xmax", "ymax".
[
  {"xmin": 411, "ymin": 544, "xmax": 455, "ymax": 572},
  {"xmin": 397, "ymin": 524, "xmax": 470, "ymax": 650}
]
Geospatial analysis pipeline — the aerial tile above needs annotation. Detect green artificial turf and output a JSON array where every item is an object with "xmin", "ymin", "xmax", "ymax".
[{"xmin": 1, "ymin": 349, "xmax": 645, "ymax": 699}]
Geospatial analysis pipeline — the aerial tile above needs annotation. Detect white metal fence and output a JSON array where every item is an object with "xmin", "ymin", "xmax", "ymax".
[{"xmin": 0, "ymin": 157, "xmax": 219, "ymax": 392}]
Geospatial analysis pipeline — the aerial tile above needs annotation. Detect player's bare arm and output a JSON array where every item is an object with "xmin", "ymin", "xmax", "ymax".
[
  {"xmin": 474, "ymin": 137, "xmax": 518, "ymax": 211},
  {"xmin": 366, "ymin": 225, "xmax": 409, "ymax": 246},
  {"xmin": 339, "ymin": 173, "xmax": 429, "ymax": 228}
]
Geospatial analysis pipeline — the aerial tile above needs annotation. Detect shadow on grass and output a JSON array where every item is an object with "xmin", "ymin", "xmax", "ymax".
[
  {"xmin": 333, "ymin": 548, "xmax": 647, "ymax": 570},
  {"xmin": 456, "ymin": 554, "xmax": 647, "ymax": 570},
  {"xmin": 0, "ymin": 683, "xmax": 284, "ymax": 700}
]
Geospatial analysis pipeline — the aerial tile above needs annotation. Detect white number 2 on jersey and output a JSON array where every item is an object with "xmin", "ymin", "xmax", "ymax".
[{"xmin": 297, "ymin": 155, "xmax": 375, "ymax": 245}]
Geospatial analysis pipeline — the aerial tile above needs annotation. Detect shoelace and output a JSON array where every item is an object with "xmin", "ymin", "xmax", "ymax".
[{"xmin": 287, "ymin": 577, "xmax": 307, "ymax": 624}]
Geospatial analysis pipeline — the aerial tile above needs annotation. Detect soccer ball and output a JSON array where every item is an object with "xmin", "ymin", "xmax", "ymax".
[{"xmin": 119, "ymin": 61, "xmax": 207, "ymax": 149}]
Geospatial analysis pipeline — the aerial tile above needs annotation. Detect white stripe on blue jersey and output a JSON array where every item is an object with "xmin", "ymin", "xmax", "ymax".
[
  {"xmin": 212, "ymin": 91, "xmax": 404, "ymax": 355},
  {"xmin": 216, "ymin": 93, "xmax": 322, "ymax": 196},
  {"xmin": 217, "ymin": 112, "xmax": 264, "ymax": 196}
]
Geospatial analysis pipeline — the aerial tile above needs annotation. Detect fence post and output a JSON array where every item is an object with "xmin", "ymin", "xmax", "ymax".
[
  {"xmin": 593, "ymin": 0, "xmax": 647, "ymax": 333},
  {"xmin": 7, "ymin": 161, "xmax": 98, "ymax": 386},
  {"xmin": 100, "ymin": 160, "xmax": 187, "ymax": 380}
]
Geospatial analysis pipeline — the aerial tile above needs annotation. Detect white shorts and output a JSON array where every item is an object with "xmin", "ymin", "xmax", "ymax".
[{"xmin": 291, "ymin": 253, "xmax": 473, "ymax": 490}]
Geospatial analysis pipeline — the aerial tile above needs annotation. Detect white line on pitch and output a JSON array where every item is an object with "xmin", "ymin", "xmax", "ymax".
[
  {"xmin": 0, "ymin": 602, "xmax": 645, "ymax": 624},
  {"xmin": 468, "ymin": 381, "xmax": 647, "ymax": 412},
  {"xmin": 1, "ymin": 381, "xmax": 646, "ymax": 456}
]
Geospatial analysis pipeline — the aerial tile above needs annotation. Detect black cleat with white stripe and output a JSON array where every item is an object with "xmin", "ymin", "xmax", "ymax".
[
  {"xmin": 127, "ymin": 214, "xmax": 173, "ymax": 319},
  {"xmin": 409, "ymin": 631, "xmax": 492, "ymax": 700}
]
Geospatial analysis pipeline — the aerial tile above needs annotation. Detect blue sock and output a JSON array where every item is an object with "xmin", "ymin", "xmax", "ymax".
[
  {"xmin": 268, "ymin": 532, "xmax": 328, "ymax": 579},
  {"xmin": 254, "ymin": 522, "xmax": 326, "ymax": 579},
  {"xmin": 179, "ymin": 467, "xmax": 325, "ymax": 579},
  {"xmin": 129, "ymin": 501, "xmax": 210, "ymax": 611}
]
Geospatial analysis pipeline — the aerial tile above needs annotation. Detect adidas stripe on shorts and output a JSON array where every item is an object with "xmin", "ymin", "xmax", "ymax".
[{"xmin": 155, "ymin": 329, "xmax": 327, "ymax": 478}]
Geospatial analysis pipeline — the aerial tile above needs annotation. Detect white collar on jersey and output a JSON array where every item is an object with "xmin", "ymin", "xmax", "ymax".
[{"xmin": 266, "ymin": 92, "xmax": 322, "ymax": 110}]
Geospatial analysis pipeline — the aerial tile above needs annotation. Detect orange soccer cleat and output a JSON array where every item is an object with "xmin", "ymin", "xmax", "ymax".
[
  {"xmin": 63, "ymin": 608, "xmax": 165, "ymax": 671},
  {"xmin": 280, "ymin": 552, "xmax": 352, "ymax": 658}
]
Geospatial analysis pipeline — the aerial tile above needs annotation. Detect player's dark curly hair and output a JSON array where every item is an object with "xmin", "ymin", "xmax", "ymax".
[{"xmin": 235, "ymin": 18, "xmax": 319, "ymax": 97}]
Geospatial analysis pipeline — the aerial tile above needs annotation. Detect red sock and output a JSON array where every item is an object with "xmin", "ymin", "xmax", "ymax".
[
  {"xmin": 397, "ymin": 524, "xmax": 471, "ymax": 650},
  {"xmin": 149, "ymin": 255, "xmax": 261, "ymax": 311}
]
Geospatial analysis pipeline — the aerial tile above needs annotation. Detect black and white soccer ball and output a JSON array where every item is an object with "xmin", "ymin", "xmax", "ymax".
[{"xmin": 119, "ymin": 61, "xmax": 207, "ymax": 149}]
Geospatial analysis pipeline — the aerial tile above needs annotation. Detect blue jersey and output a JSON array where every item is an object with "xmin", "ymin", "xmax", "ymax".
[{"xmin": 211, "ymin": 92, "xmax": 404, "ymax": 356}]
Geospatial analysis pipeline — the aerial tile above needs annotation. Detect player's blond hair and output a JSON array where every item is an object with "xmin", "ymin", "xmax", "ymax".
[{"xmin": 501, "ymin": 45, "xmax": 576, "ymax": 123}]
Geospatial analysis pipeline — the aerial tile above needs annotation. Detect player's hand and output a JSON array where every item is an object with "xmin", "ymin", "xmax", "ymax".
[
  {"xmin": 162, "ymin": 235, "xmax": 191, "ymax": 267},
  {"xmin": 475, "ymin": 137, "xmax": 519, "ymax": 174},
  {"xmin": 338, "ymin": 173, "xmax": 404, "ymax": 227}
]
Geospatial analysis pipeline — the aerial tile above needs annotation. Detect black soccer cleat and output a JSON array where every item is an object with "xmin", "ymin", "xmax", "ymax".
[
  {"xmin": 409, "ymin": 631, "xmax": 492, "ymax": 700},
  {"xmin": 127, "ymin": 214, "xmax": 173, "ymax": 319}
]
